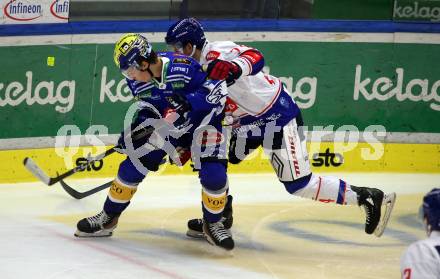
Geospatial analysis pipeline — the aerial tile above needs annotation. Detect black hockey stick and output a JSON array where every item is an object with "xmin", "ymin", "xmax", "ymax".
[
  {"xmin": 23, "ymin": 125, "xmax": 156, "ymax": 186},
  {"xmin": 23, "ymin": 148, "xmax": 118, "ymax": 186},
  {"xmin": 60, "ymin": 179, "xmax": 112, "ymax": 199}
]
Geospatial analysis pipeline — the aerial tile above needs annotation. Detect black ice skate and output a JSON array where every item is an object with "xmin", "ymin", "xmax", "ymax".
[
  {"xmin": 187, "ymin": 195, "xmax": 233, "ymax": 238},
  {"xmin": 74, "ymin": 210, "xmax": 120, "ymax": 237},
  {"xmin": 352, "ymin": 186, "xmax": 396, "ymax": 237},
  {"xmin": 203, "ymin": 220, "xmax": 235, "ymax": 251}
]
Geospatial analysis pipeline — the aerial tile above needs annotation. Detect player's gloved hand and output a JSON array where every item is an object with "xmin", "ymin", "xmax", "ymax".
[
  {"xmin": 115, "ymin": 108, "xmax": 160, "ymax": 154},
  {"xmin": 163, "ymin": 107, "xmax": 191, "ymax": 131},
  {"xmin": 163, "ymin": 93, "xmax": 192, "ymax": 131},
  {"xmin": 168, "ymin": 92, "xmax": 191, "ymax": 115},
  {"xmin": 115, "ymin": 123, "xmax": 153, "ymax": 154},
  {"xmin": 169, "ymin": 146, "xmax": 192, "ymax": 166},
  {"xmin": 207, "ymin": 59, "xmax": 242, "ymax": 82}
]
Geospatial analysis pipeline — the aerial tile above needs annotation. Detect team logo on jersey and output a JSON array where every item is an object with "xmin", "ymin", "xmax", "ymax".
[
  {"xmin": 135, "ymin": 90, "xmax": 152, "ymax": 100},
  {"xmin": 172, "ymin": 58, "xmax": 191, "ymax": 65},
  {"xmin": 171, "ymin": 82, "xmax": 185, "ymax": 89},
  {"xmin": 205, "ymin": 51, "xmax": 220, "ymax": 61},
  {"xmin": 206, "ymin": 83, "xmax": 227, "ymax": 104}
]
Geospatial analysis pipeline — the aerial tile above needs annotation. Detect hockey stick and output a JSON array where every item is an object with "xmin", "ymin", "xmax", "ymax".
[
  {"xmin": 24, "ymin": 147, "xmax": 118, "ymax": 186},
  {"xmin": 23, "ymin": 125, "xmax": 156, "ymax": 186},
  {"xmin": 60, "ymin": 179, "xmax": 112, "ymax": 199},
  {"xmin": 59, "ymin": 156, "xmax": 169, "ymax": 199}
]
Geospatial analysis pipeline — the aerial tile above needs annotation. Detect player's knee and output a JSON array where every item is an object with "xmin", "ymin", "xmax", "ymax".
[
  {"xmin": 199, "ymin": 162, "xmax": 227, "ymax": 190},
  {"xmin": 118, "ymin": 158, "xmax": 146, "ymax": 184},
  {"xmin": 283, "ymin": 173, "xmax": 312, "ymax": 194}
]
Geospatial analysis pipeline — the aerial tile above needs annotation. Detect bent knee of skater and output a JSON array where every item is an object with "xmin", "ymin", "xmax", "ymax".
[{"xmin": 283, "ymin": 174, "xmax": 312, "ymax": 194}]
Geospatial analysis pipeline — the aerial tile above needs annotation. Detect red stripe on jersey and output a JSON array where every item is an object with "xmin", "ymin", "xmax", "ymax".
[
  {"xmin": 240, "ymin": 50, "xmax": 263, "ymax": 65},
  {"xmin": 315, "ymin": 177, "xmax": 322, "ymax": 201}
]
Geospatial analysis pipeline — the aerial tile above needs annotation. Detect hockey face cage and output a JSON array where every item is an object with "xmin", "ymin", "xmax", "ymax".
[
  {"xmin": 166, "ymin": 41, "xmax": 185, "ymax": 53},
  {"xmin": 119, "ymin": 49, "xmax": 158, "ymax": 79}
]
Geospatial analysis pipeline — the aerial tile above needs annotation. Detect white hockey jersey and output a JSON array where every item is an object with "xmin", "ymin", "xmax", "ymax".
[
  {"xmin": 200, "ymin": 41, "xmax": 283, "ymax": 119},
  {"xmin": 400, "ymin": 230, "xmax": 440, "ymax": 278}
]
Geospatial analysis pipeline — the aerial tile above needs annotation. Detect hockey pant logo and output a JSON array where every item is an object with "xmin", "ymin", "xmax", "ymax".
[{"xmin": 269, "ymin": 118, "xmax": 311, "ymax": 181}]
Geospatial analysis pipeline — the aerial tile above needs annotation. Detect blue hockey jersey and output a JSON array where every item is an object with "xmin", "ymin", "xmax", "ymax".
[{"xmin": 125, "ymin": 52, "xmax": 227, "ymax": 129}]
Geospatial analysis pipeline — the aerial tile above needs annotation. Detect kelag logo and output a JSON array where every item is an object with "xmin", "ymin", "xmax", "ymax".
[
  {"xmin": 50, "ymin": 0, "xmax": 69, "ymax": 20},
  {"xmin": 312, "ymin": 148, "xmax": 343, "ymax": 167},
  {"xmin": 3, "ymin": 0, "xmax": 43, "ymax": 21}
]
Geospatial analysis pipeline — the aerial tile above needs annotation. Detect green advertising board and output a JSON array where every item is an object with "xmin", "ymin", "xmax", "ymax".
[
  {"xmin": 1, "ymin": 36, "xmax": 439, "ymax": 140},
  {"xmin": 312, "ymin": 0, "xmax": 394, "ymax": 20}
]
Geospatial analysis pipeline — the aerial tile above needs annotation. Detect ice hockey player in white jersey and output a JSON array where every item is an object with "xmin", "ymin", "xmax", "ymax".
[
  {"xmin": 165, "ymin": 18, "xmax": 397, "ymax": 242},
  {"xmin": 400, "ymin": 188, "xmax": 440, "ymax": 278}
]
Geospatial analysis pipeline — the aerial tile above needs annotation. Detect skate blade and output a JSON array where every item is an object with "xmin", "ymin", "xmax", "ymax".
[
  {"xmin": 203, "ymin": 236, "xmax": 234, "ymax": 256},
  {"xmin": 374, "ymin": 192, "xmax": 396, "ymax": 237},
  {"xmin": 186, "ymin": 228, "xmax": 231, "ymax": 239},
  {"xmin": 74, "ymin": 229, "xmax": 113, "ymax": 238},
  {"xmin": 186, "ymin": 229, "xmax": 205, "ymax": 239}
]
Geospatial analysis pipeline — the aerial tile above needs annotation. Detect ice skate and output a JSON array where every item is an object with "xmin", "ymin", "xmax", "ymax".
[
  {"xmin": 352, "ymin": 186, "xmax": 383, "ymax": 234},
  {"xmin": 374, "ymin": 192, "xmax": 396, "ymax": 237},
  {"xmin": 352, "ymin": 186, "xmax": 396, "ymax": 236},
  {"xmin": 74, "ymin": 210, "xmax": 120, "ymax": 237},
  {"xmin": 187, "ymin": 195, "xmax": 233, "ymax": 238},
  {"xmin": 203, "ymin": 219, "xmax": 235, "ymax": 251}
]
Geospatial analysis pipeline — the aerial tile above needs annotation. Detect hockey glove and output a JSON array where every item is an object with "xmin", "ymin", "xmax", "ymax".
[
  {"xmin": 116, "ymin": 108, "xmax": 160, "ymax": 153},
  {"xmin": 116, "ymin": 125, "xmax": 152, "ymax": 153},
  {"xmin": 206, "ymin": 59, "xmax": 242, "ymax": 83},
  {"xmin": 169, "ymin": 146, "xmax": 192, "ymax": 166},
  {"xmin": 164, "ymin": 93, "xmax": 193, "ymax": 131}
]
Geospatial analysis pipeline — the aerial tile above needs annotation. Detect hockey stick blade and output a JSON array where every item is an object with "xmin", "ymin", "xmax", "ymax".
[
  {"xmin": 374, "ymin": 192, "xmax": 397, "ymax": 237},
  {"xmin": 60, "ymin": 179, "xmax": 112, "ymax": 199},
  {"xmin": 23, "ymin": 157, "xmax": 52, "ymax": 185},
  {"xmin": 22, "ymin": 125, "xmax": 158, "ymax": 185},
  {"xmin": 23, "ymin": 147, "xmax": 117, "ymax": 186}
]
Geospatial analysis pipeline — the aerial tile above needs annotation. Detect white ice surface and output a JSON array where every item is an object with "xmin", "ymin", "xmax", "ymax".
[{"xmin": 0, "ymin": 173, "xmax": 438, "ymax": 279}]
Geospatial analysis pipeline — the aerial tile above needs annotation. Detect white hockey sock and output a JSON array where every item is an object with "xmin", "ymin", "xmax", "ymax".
[{"xmin": 293, "ymin": 174, "xmax": 358, "ymax": 205}]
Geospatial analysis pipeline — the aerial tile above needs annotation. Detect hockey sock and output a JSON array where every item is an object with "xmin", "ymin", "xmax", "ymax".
[
  {"xmin": 288, "ymin": 174, "xmax": 358, "ymax": 205},
  {"xmin": 104, "ymin": 176, "xmax": 138, "ymax": 215},
  {"xmin": 202, "ymin": 186, "xmax": 228, "ymax": 223}
]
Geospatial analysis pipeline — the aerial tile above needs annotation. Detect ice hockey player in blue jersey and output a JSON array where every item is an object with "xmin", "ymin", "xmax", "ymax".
[
  {"xmin": 165, "ymin": 18, "xmax": 397, "ymax": 239},
  {"xmin": 75, "ymin": 33, "xmax": 235, "ymax": 250}
]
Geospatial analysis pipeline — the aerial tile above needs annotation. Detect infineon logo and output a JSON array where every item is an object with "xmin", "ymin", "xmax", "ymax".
[
  {"xmin": 3, "ymin": 0, "xmax": 42, "ymax": 21},
  {"xmin": 50, "ymin": 0, "xmax": 69, "ymax": 20}
]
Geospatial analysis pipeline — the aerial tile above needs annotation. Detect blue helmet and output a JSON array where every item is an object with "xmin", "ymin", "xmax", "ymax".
[
  {"xmin": 423, "ymin": 188, "xmax": 440, "ymax": 231},
  {"xmin": 165, "ymin": 18, "xmax": 206, "ymax": 50}
]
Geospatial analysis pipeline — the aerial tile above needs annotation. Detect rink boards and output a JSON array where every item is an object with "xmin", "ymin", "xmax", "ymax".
[{"xmin": 2, "ymin": 142, "xmax": 439, "ymax": 183}]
